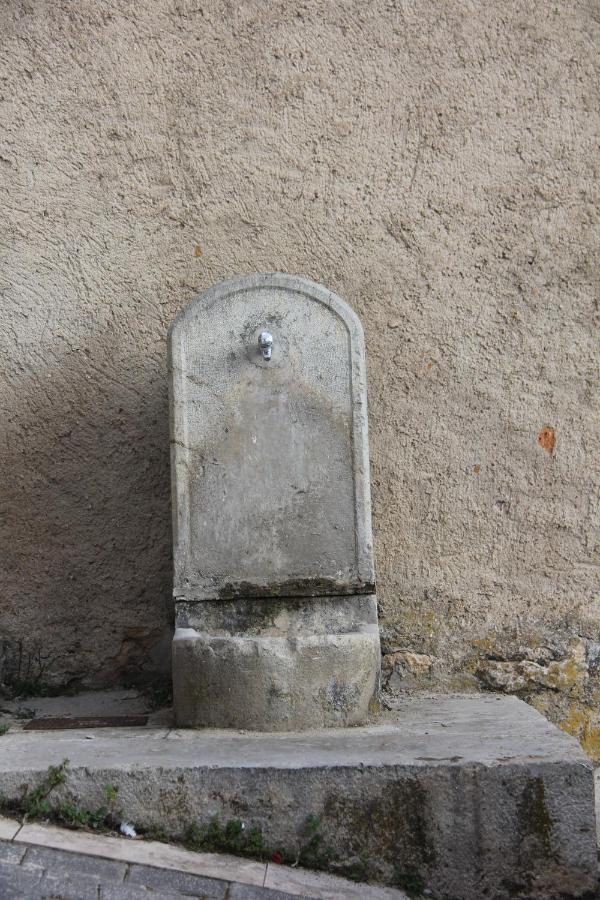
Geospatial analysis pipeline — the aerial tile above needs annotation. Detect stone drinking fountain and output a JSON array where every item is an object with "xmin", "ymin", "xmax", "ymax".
[{"xmin": 169, "ymin": 273, "xmax": 381, "ymax": 730}]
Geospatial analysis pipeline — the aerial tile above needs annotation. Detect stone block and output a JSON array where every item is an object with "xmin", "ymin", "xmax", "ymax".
[
  {"xmin": 175, "ymin": 594, "xmax": 379, "ymax": 636},
  {"xmin": 477, "ymin": 638, "xmax": 589, "ymax": 694},
  {"xmin": 173, "ymin": 595, "xmax": 381, "ymax": 729}
]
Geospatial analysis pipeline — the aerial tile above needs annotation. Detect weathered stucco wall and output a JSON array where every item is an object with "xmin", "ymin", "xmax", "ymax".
[{"xmin": 1, "ymin": 1, "xmax": 598, "ymax": 748}]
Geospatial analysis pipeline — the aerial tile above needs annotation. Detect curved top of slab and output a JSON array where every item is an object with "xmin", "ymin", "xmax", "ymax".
[
  {"xmin": 169, "ymin": 272, "xmax": 364, "ymax": 340},
  {"xmin": 169, "ymin": 274, "xmax": 375, "ymax": 601}
]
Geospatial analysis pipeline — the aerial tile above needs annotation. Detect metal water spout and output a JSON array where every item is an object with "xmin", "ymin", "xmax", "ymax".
[{"xmin": 258, "ymin": 330, "xmax": 273, "ymax": 360}]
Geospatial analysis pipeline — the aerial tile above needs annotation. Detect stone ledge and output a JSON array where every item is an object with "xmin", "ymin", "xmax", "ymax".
[{"xmin": 0, "ymin": 696, "xmax": 596, "ymax": 899}]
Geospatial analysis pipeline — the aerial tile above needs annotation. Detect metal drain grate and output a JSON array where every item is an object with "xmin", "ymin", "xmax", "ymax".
[{"xmin": 23, "ymin": 715, "xmax": 148, "ymax": 730}]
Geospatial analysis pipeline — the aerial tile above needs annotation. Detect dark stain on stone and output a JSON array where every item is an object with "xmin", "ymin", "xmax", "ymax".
[
  {"xmin": 518, "ymin": 777, "xmax": 554, "ymax": 860},
  {"xmin": 322, "ymin": 775, "xmax": 435, "ymax": 888},
  {"xmin": 216, "ymin": 575, "xmax": 376, "ymax": 600}
]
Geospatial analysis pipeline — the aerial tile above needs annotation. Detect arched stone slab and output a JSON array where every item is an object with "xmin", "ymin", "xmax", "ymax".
[{"xmin": 169, "ymin": 273, "xmax": 375, "ymax": 602}]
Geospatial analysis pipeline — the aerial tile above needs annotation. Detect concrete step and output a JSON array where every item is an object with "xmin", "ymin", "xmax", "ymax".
[{"xmin": 0, "ymin": 695, "xmax": 596, "ymax": 899}]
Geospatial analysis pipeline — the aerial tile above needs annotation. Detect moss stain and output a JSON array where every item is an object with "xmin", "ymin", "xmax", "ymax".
[
  {"xmin": 519, "ymin": 778, "xmax": 554, "ymax": 860},
  {"xmin": 560, "ymin": 703, "xmax": 600, "ymax": 763}
]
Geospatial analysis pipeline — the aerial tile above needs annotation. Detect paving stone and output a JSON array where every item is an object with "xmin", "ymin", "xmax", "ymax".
[
  {"xmin": 1, "ymin": 881, "xmax": 45, "ymax": 899},
  {"xmin": 40, "ymin": 869, "xmax": 101, "ymax": 900},
  {"xmin": 0, "ymin": 858, "xmax": 32, "ymax": 884},
  {"xmin": 227, "ymin": 884, "xmax": 298, "ymax": 899},
  {"xmin": 23, "ymin": 844, "xmax": 128, "ymax": 881},
  {"xmin": 127, "ymin": 862, "xmax": 228, "ymax": 896},
  {"xmin": 0, "ymin": 864, "xmax": 44, "ymax": 898},
  {"xmin": 0, "ymin": 840, "xmax": 26, "ymax": 864},
  {"xmin": 99, "ymin": 880, "xmax": 187, "ymax": 899},
  {"xmin": 0, "ymin": 859, "xmax": 20, "ymax": 876}
]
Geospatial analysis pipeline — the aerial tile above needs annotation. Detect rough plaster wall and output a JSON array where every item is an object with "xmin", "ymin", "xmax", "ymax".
[{"xmin": 0, "ymin": 0, "xmax": 598, "ymax": 737}]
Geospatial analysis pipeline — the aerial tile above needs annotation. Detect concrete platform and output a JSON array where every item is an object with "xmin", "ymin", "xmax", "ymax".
[{"xmin": 0, "ymin": 696, "xmax": 596, "ymax": 899}]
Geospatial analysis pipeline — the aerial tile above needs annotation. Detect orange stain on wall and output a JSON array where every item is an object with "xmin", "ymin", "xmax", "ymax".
[{"xmin": 538, "ymin": 427, "xmax": 556, "ymax": 454}]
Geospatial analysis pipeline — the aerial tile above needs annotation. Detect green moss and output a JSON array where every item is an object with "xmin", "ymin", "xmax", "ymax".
[
  {"xmin": 141, "ymin": 825, "xmax": 169, "ymax": 842},
  {"xmin": 296, "ymin": 814, "xmax": 334, "ymax": 869},
  {"xmin": 559, "ymin": 702, "xmax": 600, "ymax": 763},
  {"xmin": 393, "ymin": 865, "xmax": 426, "ymax": 896},
  {"xmin": 319, "ymin": 778, "xmax": 434, "ymax": 891},
  {"xmin": 519, "ymin": 778, "xmax": 554, "ymax": 859},
  {"xmin": 336, "ymin": 854, "xmax": 370, "ymax": 883}
]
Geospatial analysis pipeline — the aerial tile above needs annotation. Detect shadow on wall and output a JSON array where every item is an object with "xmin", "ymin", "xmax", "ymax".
[{"xmin": 0, "ymin": 331, "xmax": 174, "ymax": 694}]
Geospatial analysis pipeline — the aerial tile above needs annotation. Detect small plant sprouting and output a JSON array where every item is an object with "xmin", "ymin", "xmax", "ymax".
[
  {"xmin": 304, "ymin": 814, "xmax": 321, "ymax": 836},
  {"xmin": 54, "ymin": 782, "xmax": 121, "ymax": 831},
  {"xmin": 185, "ymin": 817, "xmax": 267, "ymax": 859},
  {"xmin": 297, "ymin": 813, "xmax": 334, "ymax": 870},
  {"xmin": 1, "ymin": 761, "xmax": 121, "ymax": 834},
  {"xmin": 18, "ymin": 759, "xmax": 69, "ymax": 820},
  {"xmin": 104, "ymin": 784, "xmax": 119, "ymax": 808},
  {"xmin": 53, "ymin": 801, "xmax": 106, "ymax": 830}
]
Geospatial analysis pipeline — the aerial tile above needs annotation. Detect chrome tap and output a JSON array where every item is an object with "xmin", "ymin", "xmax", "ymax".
[{"xmin": 258, "ymin": 330, "xmax": 273, "ymax": 360}]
